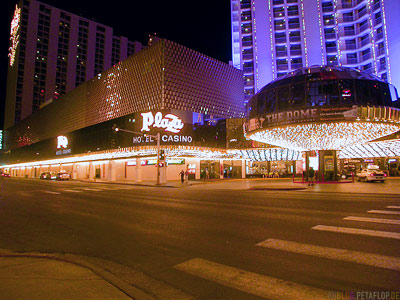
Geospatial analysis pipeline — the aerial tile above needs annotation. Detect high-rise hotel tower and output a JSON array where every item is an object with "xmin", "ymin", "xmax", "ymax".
[
  {"xmin": 5, "ymin": 0, "xmax": 143, "ymax": 129},
  {"xmin": 231, "ymin": 0, "xmax": 400, "ymax": 102}
]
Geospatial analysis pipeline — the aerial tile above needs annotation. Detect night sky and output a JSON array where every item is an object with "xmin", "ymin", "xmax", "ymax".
[{"xmin": 0, "ymin": 0, "xmax": 233, "ymax": 130}]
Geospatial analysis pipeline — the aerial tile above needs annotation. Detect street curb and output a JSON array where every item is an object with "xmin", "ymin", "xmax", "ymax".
[
  {"xmin": 0, "ymin": 249, "xmax": 156, "ymax": 300},
  {"xmin": 248, "ymin": 186, "xmax": 307, "ymax": 191}
]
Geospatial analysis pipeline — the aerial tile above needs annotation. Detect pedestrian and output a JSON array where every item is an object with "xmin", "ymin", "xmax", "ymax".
[
  {"xmin": 184, "ymin": 169, "xmax": 189, "ymax": 183},
  {"xmin": 205, "ymin": 169, "xmax": 209, "ymax": 180},
  {"xmin": 308, "ymin": 167, "xmax": 315, "ymax": 186},
  {"xmin": 179, "ymin": 170, "xmax": 185, "ymax": 183}
]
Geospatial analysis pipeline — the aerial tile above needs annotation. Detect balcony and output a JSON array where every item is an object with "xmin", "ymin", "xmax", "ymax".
[
  {"xmin": 276, "ymin": 64, "xmax": 288, "ymax": 71},
  {"xmin": 289, "ymin": 35, "xmax": 301, "ymax": 42},
  {"xmin": 326, "ymin": 46, "xmax": 337, "ymax": 53},
  {"xmin": 275, "ymin": 37, "xmax": 287, "ymax": 44},
  {"xmin": 243, "ymin": 53, "xmax": 253, "ymax": 60},
  {"xmin": 376, "ymin": 47, "xmax": 385, "ymax": 56},
  {"xmin": 291, "ymin": 63, "xmax": 303, "ymax": 70},
  {"xmin": 290, "ymin": 49, "xmax": 302, "ymax": 56},
  {"xmin": 325, "ymin": 33, "xmax": 336, "ymax": 40},
  {"xmin": 276, "ymin": 51, "xmax": 288, "ymax": 57},
  {"xmin": 374, "ymin": 17, "xmax": 382, "ymax": 26},
  {"xmin": 360, "ymin": 37, "xmax": 370, "ymax": 47},
  {"xmin": 344, "ymin": 30, "xmax": 356, "ymax": 36},
  {"xmin": 361, "ymin": 52, "xmax": 372, "ymax": 62},
  {"xmin": 346, "ymin": 57, "xmax": 358, "ymax": 64}
]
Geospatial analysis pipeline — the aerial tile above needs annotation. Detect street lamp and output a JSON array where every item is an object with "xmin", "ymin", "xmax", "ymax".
[{"xmin": 112, "ymin": 125, "xmax": 162, "ymax": 185}]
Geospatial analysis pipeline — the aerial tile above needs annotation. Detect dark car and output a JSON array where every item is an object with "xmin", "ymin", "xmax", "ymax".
[{"xmin": 40, "ymin": 172, "xmax": 56, "ymax": 180}]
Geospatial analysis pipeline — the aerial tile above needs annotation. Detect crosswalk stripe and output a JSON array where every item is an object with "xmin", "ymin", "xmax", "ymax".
[
  {"xmin": 81, "ymin": 188, "xmax": 102, "ymax": 191},
  {"xmin": 256, "ymin": 238, "xmax": 400, "ymax": 271},
  {"xmin": 312, "ymin": 225, "xmax": 400, "ymax": 240},
  {"xmin": 367, "ymin": 210, "xmax": 400, "ymax": 215},
  {"xmin": 62, "ymin": 189, "xmax": 82, "ymax": 193},
  {"xmin": 386, "ymin": 206, "xmax": 400, "ymax": 209},
  {"xmin": 344, "ymin": 216, "xmax": 400, "ymax": 225},
  {"xmin": 174, "ymin": 258, "xmax": 328, "ymax": 300},
  {"xmin": 44, "ymin": 191, "xmax": 61, "ymax": 195}
]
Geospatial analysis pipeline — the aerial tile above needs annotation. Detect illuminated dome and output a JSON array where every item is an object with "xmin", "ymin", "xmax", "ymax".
[{"xmin": 245, "ymin": 66, "xmax": 400, "ymax": 151}]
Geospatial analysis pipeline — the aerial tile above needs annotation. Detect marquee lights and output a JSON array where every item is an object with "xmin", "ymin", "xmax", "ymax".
[
  {"xmin": 339, "ymin": 140, "xmax": 400, "ymax": 159},
  {"xmin": 8, "ymin": 5, "xmax": 21, "ymax": 66},
  {"xmin": 247, "ymin": 122, "xmax": 400, "ymax": 151}
]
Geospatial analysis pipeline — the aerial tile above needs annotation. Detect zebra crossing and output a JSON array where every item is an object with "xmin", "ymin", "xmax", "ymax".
[
  {"xmin": 174, "ymin": 205, "xmax": 400, "ymax": 299},
  {"xmin": 14, "ymin": 185, "xmax": 137, "ymax": 197}
]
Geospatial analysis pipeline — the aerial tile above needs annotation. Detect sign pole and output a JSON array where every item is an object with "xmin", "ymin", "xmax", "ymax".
[{"xmin": 156, "ymin": 132, "xmax": 160, "ymax": 185}]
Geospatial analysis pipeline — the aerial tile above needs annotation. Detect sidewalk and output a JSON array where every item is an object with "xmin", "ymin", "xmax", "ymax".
[
  {"xmin": 0, "ymin": 250, "xmax": 158, "ymax": 300},
  {"xmin": 81, "ymin": 177, "xmax": 400, "ymax": 194}
]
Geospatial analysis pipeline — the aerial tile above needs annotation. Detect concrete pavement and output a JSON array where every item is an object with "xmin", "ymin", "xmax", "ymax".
[{"xmin": 0, "ymin": 250, "xmax": 160, "ymax": 300}]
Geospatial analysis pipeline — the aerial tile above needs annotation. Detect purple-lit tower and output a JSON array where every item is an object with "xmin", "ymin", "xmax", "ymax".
[
  {"xmin": 231, "ymin": 0, "xmax": 400, "ymax": 103},
  {"xmin": 5, "ymin": 0, "xmax": 143, "ymax": 129}
]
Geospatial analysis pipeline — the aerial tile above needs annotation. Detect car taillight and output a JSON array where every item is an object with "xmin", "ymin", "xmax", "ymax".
[
  {"xmin": 370, "ymin": 173, "xmax": 375, "ymax": 176},
  {"xmin": 384, "ymin": 173, "xmax": 387, "ymax": 177}
]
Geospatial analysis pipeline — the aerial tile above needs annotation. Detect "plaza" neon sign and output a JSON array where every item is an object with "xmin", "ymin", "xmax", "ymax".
[{"xmin": 141, "ymin": 112, "xmax": 184, "ymax": 133}]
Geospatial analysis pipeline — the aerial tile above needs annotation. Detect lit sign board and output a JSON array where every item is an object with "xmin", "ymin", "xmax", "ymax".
[
  {"xmin": 141, "ymin": 112, "xmax": 184, "ymax": 133},
  {"xmin": 56, "ymin": 135, "xmax": 71, "ymax": 155},
  {"xmin": 8, "ymin": 5, "xmax": 21, "ymax": 66},
  {"xmin": 57, "ymin": 136, "xmax": 68, "ymax": 149},
  {"xmin": 0, "ymin": 130, "xmax": 3, "ymax": 150}
]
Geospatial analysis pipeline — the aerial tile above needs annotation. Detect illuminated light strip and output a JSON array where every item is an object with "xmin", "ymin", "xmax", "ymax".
[
  {"xmin": 380, "ymin": 0, "xmax": 392, "ymax": 83},
  {"xmin": 267, "ymin": 0, "xmax": 276, "ymax": 80},
  {"xmin": 339, "ymin": 139, "xmax": 400, "ymax": 159},
  {"xmin": 8, "ymin": 5, "xmax": 21, "ymax": 66},
  {"xmin": 252, "ymin": 0, "xmax": 259, "ymax": 91},
  {"xmin": 367, "ymin": 0, "xmax": 378, "ymax": 74},
  {"xmin": 332, "ymin": 0, "xmax": 341, "ymax": 66},
  {"xmin": 299, "ymin": 0, "xmax": 308, "ymax": 67},
  {"xmin": 317, "ymin": 0, "xmax": 325, "ymax": 65},
  {"xmin": 247, "ymin": 122, "xmax": 400, "ymax": 151},
  {"xmin": 0, "ymin": 146, "xmax": 242, "ymax": 169},
  {"xmin": 228, "ymin": 148, "xmax": 302, "ymax": 162}
]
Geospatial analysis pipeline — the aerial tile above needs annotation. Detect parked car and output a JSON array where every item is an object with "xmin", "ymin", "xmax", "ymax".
[
  {"xmin": 357, "ymin": 165, "xmax": 386, "ymax": 182},
  {"xmin": 40, "ymin": 172, "xmax": 57, "ymax": 180},
  {"xmin": 56, "ymin": 171, "xmax": 70, "ymax": 180},
  {"xmin": 1, "ymin": 173, "xmax": 11, "ymax": 178}
]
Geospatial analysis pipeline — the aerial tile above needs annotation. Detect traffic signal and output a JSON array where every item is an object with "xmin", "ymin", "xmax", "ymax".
[{"xmin": 159, "ymin": 150, "xmax": 165, "ymax": 161}]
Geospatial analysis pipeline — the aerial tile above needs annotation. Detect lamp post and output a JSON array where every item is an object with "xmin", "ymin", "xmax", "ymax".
[{"xmin": 113, "ymin": 125, "xmax": 161, "ymax": 185}]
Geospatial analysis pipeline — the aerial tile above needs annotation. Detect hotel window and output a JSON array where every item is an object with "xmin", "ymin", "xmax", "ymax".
[
  {"xmin": 274, "ymin": 20, "xmax": 286, "ymax": 30},
  {"xmin": 291, "ymin": 57, "xmax": 303, "ymax": 69},
  {"xmin": 273, "ymin": 7, "xmax": 285, "ymax": 18},
  {"xmin": 275, "ymin": 32, "xmax": 286, "ymax": 44},
  {"xmin": 241, "ymin": 10, "xmax": 252, "ymax": 21},
  {"xmin": 287, "ymin": 5, "xmax": 299, "ymax": 16},
  {"xmin": 289, "ymin": 31, "xmax": 301, "ymax": 42},
  {"xmin": 290, "ymin": 44, "xmax": 302, "ymax": 56},
  {"xmin": 288, "ymin": 18, "xmax": 300, "ymax": 29},
  {"xmin": 112, "ymin": 37, "xmax": 121, "ymax": 65},
  {"xmin": 242, "ymin": 35, "xmax": 253, "ymax": 47},
  {"xmin": 95, "ymin": 29, "xmax": 105, "ymax": 75},
  {"xmin": 276, "ymin": 45, "xmax": 287, "ymax": 57}
]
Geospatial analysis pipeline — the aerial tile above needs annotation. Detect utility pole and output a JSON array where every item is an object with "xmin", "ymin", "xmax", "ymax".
[{"xmin": 113, "ymin": 125, "xmax": 162, "ymax": 185}]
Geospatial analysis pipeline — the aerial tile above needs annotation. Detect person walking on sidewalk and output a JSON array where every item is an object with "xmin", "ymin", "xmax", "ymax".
[
  {"xmin": 308, "ymin": 167, "xmax": 315, "ymax": 186},
  {"xmin": 179, "ymin": 170, "xmax": 185, "ymax": 183}
]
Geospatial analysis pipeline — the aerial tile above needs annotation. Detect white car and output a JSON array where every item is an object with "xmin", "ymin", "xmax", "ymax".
[
  {"xmin": 56, "ymin": 171, "xmax": 71, "ymax": 180},
  {"xmin": 357, "ymin": 166, "xmax": 387, "ymax": 182}
]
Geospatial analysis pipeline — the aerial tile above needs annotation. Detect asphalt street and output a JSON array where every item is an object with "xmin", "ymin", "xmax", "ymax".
[{"xmin": 0, "ymin": 178, "xmax": 399, "ymax": 300}]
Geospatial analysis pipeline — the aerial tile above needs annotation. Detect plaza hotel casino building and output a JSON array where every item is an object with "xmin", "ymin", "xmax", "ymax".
[{"xmin": 2, "ymin": 40, "xmax": 400, "ymax": 181}]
